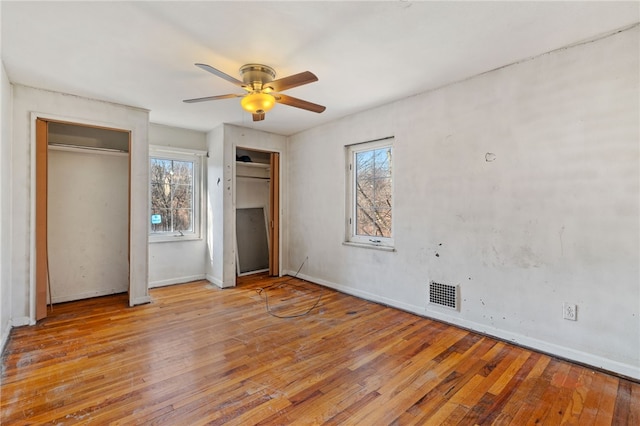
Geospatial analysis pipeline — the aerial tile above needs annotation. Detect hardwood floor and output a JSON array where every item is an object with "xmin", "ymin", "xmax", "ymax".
[{"xmin": 2, "ymin": 274, "xmax": 638, "ymax": 425}]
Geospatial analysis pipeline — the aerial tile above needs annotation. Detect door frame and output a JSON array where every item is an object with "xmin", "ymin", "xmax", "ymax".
[
  {"xmin": 233, "ymin": 146, "xmax": 281, "ymax": 279},
  {"xmin": 269, "ymin": 151, "xmax": 280, "ymax": 276},
  {"xmin": 32, "ymin": 114, "xmax": 132, "ymax": 321}
]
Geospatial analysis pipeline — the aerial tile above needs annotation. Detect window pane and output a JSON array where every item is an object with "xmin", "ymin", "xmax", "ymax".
[
  {"xmin": 150, "ymin": 159, "xmax": 172, "ymax": 184},
  {"xmin": 374, "ymin": 208, "xmax": 392, "ymax": 237},
  {"xmin": 151, "ymin": 183, "xmax": 170, "ymax": 210},
  {"xmin": 356, "ymin": 151, "xmax": 374, "ymax": 179},
  {"xmin": 374, "ymin": 148, "xmax": 391, "ymax": 177},
  {"xmin": 150, "ymin": 157, "xmax": 196, "ymax": 234},
  {"xmin": 356, "ymin": 208, "xmax": 391, "ymax": 237},
  {"xmin": 356, "ymin": 208, "xmax": 375, "ymax": 236},
  {"xmin": 172, "ymin": 184, "xmax": 193, "ymax": 209},
  {"xmin": 173, "ymin": 208, "xmax": 192, "ymax": 231},
  {"xmin": 356, "ymin": 182, "xmax": 373, "ymax": 208},
  {"xmin": 150, "ymin": 208, "xmax": 172, "ymax": 232},
  {"xmin": 373, "ymin": 177, "xmax": 392, "ymax": 209},
  {"xmin": 172, "ymin": 161, "xmax": 193, "ymax": 185},
  {"xmin": 354, "ymin": 146, "xmax": 392, "ymax": 239}
]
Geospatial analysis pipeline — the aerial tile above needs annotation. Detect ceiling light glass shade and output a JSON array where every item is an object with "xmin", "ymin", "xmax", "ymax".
[{"xmin": 241, "ymin": 92, "xmax": 276, "ymax": 114}]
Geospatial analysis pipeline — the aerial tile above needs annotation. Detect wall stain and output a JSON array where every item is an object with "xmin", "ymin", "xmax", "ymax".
[{"xmin": 514, "ymin": 245, "xmax": 542, "ymax": 269}]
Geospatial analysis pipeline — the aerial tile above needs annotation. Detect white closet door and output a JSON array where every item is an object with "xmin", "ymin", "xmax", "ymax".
[{"xmin": 48, "ymin": 148, "xmax": 129, "ymax": 303}]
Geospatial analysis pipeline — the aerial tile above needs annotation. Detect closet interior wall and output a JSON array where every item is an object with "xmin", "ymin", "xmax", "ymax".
[{"xmin": 47, "ymin": 123, "xmax": 130, "ymax": 303}]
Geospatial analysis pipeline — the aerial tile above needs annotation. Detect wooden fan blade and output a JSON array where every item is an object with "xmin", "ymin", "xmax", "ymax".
[
  {"xmin": 266, "ymin": 71, "xmax": 318, "ymax": 92},
  {"xmin": 195, "ymin": 63, "xmax": 245, "ymax": 87},
  {"xmin": 252, "ymin": 113, "xmax": 265, "ymax": 122},
  {"xmin": 275, "ymin": 94, "xmax": 326, "ymax": 113},
  {"xmin": 183, "ymin": 94, "xmax": 243, "ymax": 103}
]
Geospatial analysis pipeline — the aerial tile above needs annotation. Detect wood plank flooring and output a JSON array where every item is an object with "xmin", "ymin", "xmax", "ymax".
[{"xmin": 2, "ymin": 274, "xmax": 638, "ymax": 425}]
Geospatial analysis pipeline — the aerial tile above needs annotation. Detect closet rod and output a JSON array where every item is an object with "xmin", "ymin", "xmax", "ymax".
[
  {"xmin": 237, "ymin": 175, "xmax": 270, "ymax": 180},
  {"xmin": 48, "ymin": 143, "xmax": 128, "ymax": 154}
]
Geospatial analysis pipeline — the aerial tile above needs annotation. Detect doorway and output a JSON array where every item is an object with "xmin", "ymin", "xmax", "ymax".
[
  {"xmin": 235, "ymin": 147, "xmax": 280, "ymax": 277},
  {"xmin": 35, "ymin": 119, "xmax": 131, "ymax": 320}
]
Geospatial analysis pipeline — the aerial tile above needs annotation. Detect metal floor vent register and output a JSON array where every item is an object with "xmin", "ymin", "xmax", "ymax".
[{"xmin": 429, "ymin": 281, "xmax": 459, "ymax": 310}]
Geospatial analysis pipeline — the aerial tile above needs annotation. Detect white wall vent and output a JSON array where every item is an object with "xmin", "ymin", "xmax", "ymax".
[{"xmin": 429, "ymin": 281, "xmax": 459, "ymax": 311}]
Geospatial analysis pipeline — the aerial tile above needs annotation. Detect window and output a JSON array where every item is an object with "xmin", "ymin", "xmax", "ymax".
[
  {"xmin": 346, "ymin": 138, "xmax": 394, "ymax": 248},
  {"xmin": 149, "ymin": 147, "xmax": 203, "ymax": 241}
]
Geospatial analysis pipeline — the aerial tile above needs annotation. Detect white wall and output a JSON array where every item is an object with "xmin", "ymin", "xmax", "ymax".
[
  {"xmin": 1, "ymin": 61, "xmax": 13, "ymax": 351},
  {"xmin": 206, "ymin": 124, "xmax": 287, "ymax": 287},
  {"xmin": 149, "ymin": 123, "xmax": 206, "ymax": 151},
  {"xmin": 148, "ymin": 123, "xmax": 207, "ymax": 287},
  {"xmin": 11, "ymin": 85, "xmax": 150, "ymax": 325},
  {"xmin": 48, "ymin": 149, "xmax": 129, "ymax": 302},
  {"xmin": 287, "ymin": 26, "xmax": 640, "ymax": 379},
  {"xmin": 236, "ymin": 163, "xmax": 270, "ymax": 211},
  {"xmin": 206, "ymin": 124, "xmax": 228, "ymax": 286},
  {"xmin": 237, "ymin": 178, "xmax": 270, "ymax": 210}
]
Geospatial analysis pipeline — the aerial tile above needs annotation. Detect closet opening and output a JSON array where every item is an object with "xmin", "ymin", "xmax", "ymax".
[
  {"xmin": 235, "ymin": 147, "xmax": 280, "ymax": 277},
  {"xmin": 36, "ymin": 119, "xmax": 131, "ymax": 320}
]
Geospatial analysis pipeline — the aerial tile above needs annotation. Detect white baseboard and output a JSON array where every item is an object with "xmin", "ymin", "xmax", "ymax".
[
  {"xmin": 205, "ymin": 274, "xmax": 235, "ymax": 288},
  {"xmin": 149, "ymin": 274, "xmax": 206, "ymax": 288},
  {"xmin": 206, "ymin": 274, "xmax": 223, "ymax": 288},
  {"xmin": 52, "ymin": 288, "xmax": 128, "ymax": 304},
  {"xmin": 1, "ymin": 315, "xmax": 34, "ymax": 355},
  {"xmin": 289, "ymin": 271, "xmax": 640, "ymax": 381},
  {"xmin": 293, "ymin": 271, "xmax": 424, "ymax": 315},
  {"xmin": 10, "ymin": 316, "xmax": 32, "ymax": 327},
  {"xmin": 130, "ymin": 295, "xmax": 152, "ymax": 306},
  {"xmin": 1, "ymin": 321, "xmax": 12, "ymax": 355}
]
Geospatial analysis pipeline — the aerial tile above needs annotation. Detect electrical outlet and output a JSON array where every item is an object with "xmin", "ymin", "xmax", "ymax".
[{"xmin": 563, "ymin": 303, "xmax": 577, "ymax": 321}]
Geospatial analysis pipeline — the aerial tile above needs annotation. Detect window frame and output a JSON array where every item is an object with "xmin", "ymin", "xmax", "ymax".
[
  {"xmin": 149, "ymin": 146, "xmax": 205, "ymax": 243},
  {"xmin": 345, "ymin": 137, "xmax": 395, "ymax": 250}
]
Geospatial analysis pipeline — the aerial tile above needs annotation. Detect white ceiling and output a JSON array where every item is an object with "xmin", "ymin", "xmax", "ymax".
[{"xmin": 2, "ymin": 1, "xmax": 638, "ymax": 136}]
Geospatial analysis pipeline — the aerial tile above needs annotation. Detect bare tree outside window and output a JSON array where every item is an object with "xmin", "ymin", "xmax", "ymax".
[
  {"xmin": 150, "ymin": 158, "xmax": 194, "ymax": 233},
  {"xmin": 355, "ymin": 147, "xmax": 392, "ymax": 238}
]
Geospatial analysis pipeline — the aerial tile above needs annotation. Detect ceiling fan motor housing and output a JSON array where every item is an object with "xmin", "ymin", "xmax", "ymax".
[{"xmin": 240, "ymin": 64, "xmax": 276, "ymax": 91}]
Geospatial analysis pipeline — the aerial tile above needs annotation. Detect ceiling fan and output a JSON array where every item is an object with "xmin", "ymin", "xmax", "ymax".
[{"xmin": 183, "ymin": 63, "xmax": 326, "ymax": 121}]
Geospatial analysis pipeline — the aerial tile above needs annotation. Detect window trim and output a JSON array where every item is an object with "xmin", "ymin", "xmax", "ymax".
[
  {"xmin": 149, "ymin": 145, "xmax": 205, "ymax": 243},
  {"xmin": 345, "ymin": 137, "xmax": 395, "ymax": 249}
]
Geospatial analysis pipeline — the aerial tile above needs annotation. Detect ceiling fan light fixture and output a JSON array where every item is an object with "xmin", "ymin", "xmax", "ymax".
[{"xmin": 241, "ymin": 92, "xmax": 276, "ymax": 114}]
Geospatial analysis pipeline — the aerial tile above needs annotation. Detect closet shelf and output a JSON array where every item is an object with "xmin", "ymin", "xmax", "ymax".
[{"xmin": 236, "ymin": 161, "xmax": 270, "ymax": 169}]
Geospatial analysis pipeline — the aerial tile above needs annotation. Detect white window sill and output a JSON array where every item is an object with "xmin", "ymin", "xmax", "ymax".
[
  {"xmin": 342, "ymin": 241, "xmax": 396, "ymax": 252},
  {"xmin": 149, "ymin": 235, "xmax": 202, "ymax": 244}
]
